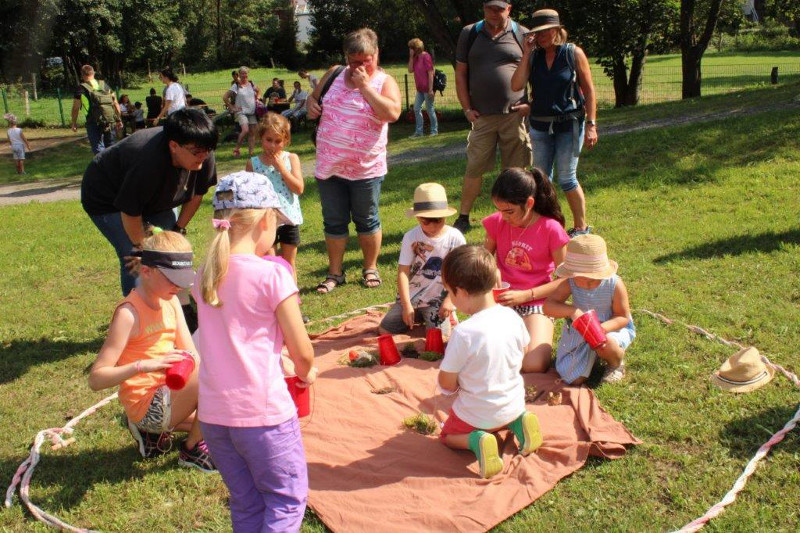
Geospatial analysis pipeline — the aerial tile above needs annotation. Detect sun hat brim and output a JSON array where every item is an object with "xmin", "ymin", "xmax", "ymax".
[
  {"xmin": 711, "ymin": 365, "xmax": 774, "ymax": 393},
  {"xmin": 529, "ymin": 22, "xmax": 562, "ymax": 33},
  {"xmin": 405, "ymin": 206, "xmax": 457, "ymax": 218},
  {"xmin": 159, "ymin": 267, "xmax": 196, "ymax": 289},
  {"xmin": 555, "ymin": 259, "xmax": 618, "ymax": 279}
]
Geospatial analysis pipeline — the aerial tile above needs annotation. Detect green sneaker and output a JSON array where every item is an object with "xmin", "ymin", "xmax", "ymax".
[
  {"xmin": 468, "ymin": 431, "xmax": 503, "ymax": 479},
  {"xmin": 512, "ymin": 411, "xmax": 543, "ymax": 456}
]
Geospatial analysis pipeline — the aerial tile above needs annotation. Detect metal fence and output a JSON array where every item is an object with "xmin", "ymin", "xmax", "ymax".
[{"xmin": 2, "ymin": 61, "xmax": 798, "ymax": 127}]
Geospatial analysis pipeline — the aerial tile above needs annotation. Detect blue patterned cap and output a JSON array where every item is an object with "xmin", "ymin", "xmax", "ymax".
[{"xmin": 212, "ymin": 171, "xmax": 291, "ymax": 224}]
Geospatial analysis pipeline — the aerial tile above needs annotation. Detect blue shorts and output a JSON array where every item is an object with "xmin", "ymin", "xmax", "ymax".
[{"xmin": 316, "ymin": 175, "xmax": 384, "ymax": 238}]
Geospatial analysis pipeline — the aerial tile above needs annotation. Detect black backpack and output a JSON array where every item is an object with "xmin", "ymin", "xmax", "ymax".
[
  {"xmin": 432, "ymin": 69, "xmax": 447, "ymax": 95},
  {"xmin": 81, "ymin": 82, "xmax": 118, "ymax": 131}
]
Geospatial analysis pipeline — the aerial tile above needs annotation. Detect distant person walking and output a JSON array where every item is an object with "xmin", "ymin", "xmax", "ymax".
[
  {"xmin": 145, "ymin": 88, "xmax": 162, "ymax": 126},
  {"xmin": 511, "ymin": 8, "xmax": 597, "ymax": 237},
  {"xmin": 223, "ymin": 66, "xmax": 260, "ymax": 158},
  {"xmin": 152, "ymin": 67, "xmax": 187, "ymax": 124},
  {"xmin": 298, "ymin": 68, "xmax": 319, "ymax": 91},
  {"xmin": 70, "ymin": 64, "xmax": 123, "ymax": 154},
  {"xmin": 453, "ymin": 0, "xmax": 532, "ymax": 234},
  {"xmin": 407, "ymin": 38, "xmax": 438, "ymax": 137},
  {"xmin": 5, "ymin": 113, "xmax": 31, "ymax": 175}
]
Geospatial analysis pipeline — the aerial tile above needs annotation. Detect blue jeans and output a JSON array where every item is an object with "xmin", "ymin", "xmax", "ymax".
[
  {"xmin": 86, "ymin": 121, "xmax": 115, "ymax": 155},
  {"xmin": 200, "ymin": 418, "xmax": 308, "ymax": 533},
  {"xmin": 530, "ymin": 121, "xmax": 584, "ymax": 193},
  {"xmin": 88, "ymin": 210, "xmax": 177, "ymax": 296},
  {"xmin": 316, "ymin": 175, "xmax": 384, "ymax": 238},
  {"xmin": 414, "ymin": 91, "xmax": 438, "ymax": 135}
]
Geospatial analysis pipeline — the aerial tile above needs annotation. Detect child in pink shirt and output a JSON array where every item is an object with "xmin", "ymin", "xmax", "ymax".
[
  {"xmin": 483, "ymin": 167, "xmax": 570, "ymax": 373},
  {"xmin": 193, "ymin": 171, "xmax": 316, "ymax": 532}
]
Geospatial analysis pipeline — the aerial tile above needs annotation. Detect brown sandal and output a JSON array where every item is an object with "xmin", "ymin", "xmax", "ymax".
[{"xmin": 316, "ymin": 273, "xmax": 345, "ymax": 294}]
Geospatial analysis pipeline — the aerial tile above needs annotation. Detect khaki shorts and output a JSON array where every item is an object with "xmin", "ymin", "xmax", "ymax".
[
  {"xmin": 235, "ymin": 112, "xmax": 258, "ymax": 127},
  {"xmin": 465, "ymin": 113, "xmax": 532, "ymax": 178}
]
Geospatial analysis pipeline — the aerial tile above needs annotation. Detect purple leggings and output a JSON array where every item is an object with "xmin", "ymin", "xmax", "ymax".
[{"xmin": 200, "ymin": 417, "xmax": 308, "ymax": 532}]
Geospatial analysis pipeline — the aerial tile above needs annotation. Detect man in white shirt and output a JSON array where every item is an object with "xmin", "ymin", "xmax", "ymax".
[{"xmin": 281, "ymin": 81, "xmax": 308, "ymax": 121}]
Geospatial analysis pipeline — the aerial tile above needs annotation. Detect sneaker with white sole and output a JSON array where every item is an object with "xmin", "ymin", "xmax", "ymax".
[
  {"xmin": 179, "ymin": 440, "xmax": 216, "ymax": 473},
  {"xmin": 127, "ymin": 418, "xmax": 173, "ymax": 458},
  {"xmin": 601, "ymin": 362, "xmax": 626, "ymax": 384}
]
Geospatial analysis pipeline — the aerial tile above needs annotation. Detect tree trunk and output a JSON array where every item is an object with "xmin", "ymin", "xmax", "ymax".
[
  {"xmin": 624, "ymin": 50, "xmax": 646, "ymax": 106},
  {"xmin": 216, "ymin": 0, "xmax": 222, "ymax": 63},
  {"xmin": 611, "ymin": 56, "xmax": 628, "ymax": 107},
  {"xmin": 681, "ymin": 47, "xmax": 703, "ymax": 98},
  {"xmin": 680, "ymin": 0, "xmax": 724, "ymax": 99},
  {"xmin": 411, "ymin": 0, "xmax": 459, "ymax": 66}
]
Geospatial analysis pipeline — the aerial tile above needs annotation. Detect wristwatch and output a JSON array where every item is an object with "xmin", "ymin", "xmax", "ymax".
[
  {"xmin": 586, "ymin": 119, "xmax": 597, "ymax": 126},
  {"xmin": 172, "ymin": 224, "xmax": 187, "ymax": 235}
]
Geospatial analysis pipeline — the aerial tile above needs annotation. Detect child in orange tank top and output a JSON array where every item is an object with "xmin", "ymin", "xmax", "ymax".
[{"xmin": 88, "ymin": 230, "xmax": 215, "ymax": 472}]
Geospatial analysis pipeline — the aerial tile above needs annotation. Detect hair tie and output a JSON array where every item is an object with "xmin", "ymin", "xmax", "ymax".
[
  {"xmin": 212, "ymin": 219, "xmax": 231, "ymax": 230},
  {"xmin": 151, "ymin": 226, "xmax": 164, "ymax": 235}
]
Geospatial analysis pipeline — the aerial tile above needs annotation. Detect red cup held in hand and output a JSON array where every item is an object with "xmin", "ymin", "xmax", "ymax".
[
  {"xmin": 425, "ymin": 328, "xmax": 445, "ymax": 355},
  {"xmin": 165, "ymin": 351, "xmax": 195, "ymax": 390},
  {"xmin": 492, "ymin": 282, "xmax": 511, "ymax": 303},
  {"xmin": 285, "ymin": 376, "xmax": 310, "ymax": 417},
  {"xmin": 377, "ymin": 334, "xmax": 402, "ymax": 366},
  {"xmin": 572, "ymin": 309, "xmax": 608, "ymax": 349}
]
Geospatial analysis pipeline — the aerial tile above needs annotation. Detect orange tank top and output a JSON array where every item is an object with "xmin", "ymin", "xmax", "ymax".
[{"xmin": 116, "ymin": 290, "xmax": 179, "ymax": 422}]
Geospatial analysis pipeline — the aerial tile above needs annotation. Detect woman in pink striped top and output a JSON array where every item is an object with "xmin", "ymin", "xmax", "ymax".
[{"xmin": 307, "ymin": 28, "xmax": 402, "ymax": 294}]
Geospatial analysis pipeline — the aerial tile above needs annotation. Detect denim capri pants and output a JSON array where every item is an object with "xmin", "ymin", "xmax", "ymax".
[
  {"xmin": 316, "ymin": 175, "xmax": 384, "ymax": 238},
  {"xmin": 530, "ymin": 119, "xmax": 585, "ymax": 193}
]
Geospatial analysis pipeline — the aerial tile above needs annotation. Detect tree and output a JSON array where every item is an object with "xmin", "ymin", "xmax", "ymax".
[{"xmin": 680, "ymin": 0, "xmax": 725, "ymax": 98}]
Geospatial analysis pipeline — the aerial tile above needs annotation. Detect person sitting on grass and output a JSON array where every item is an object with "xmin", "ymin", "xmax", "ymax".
[
  {"xmin": 378, "ymin": 182, "xmax": 465, "ymax": 337},
  {"xmin": 5, "ymin": 113, "xmax": 31, "ymax": 175},
  {"xmin": 437, "ymin": 244, "xmax": 543, "ymax": 479},
  {"xmin": 543, "ymin": 234, "xmax": 635, "ymax": 384},
  {"xmin": 87, "ymin": 230, "xmax": 215, "ymax": 472}
]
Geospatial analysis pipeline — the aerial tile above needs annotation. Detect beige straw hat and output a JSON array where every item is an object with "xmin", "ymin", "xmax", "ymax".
[
  {"xmin": 554, "ymin": 234, "xmax": 618, "ymax": 279},
  {"xmin": 711, "ymin": 347, "xmax": 774, "ymax": 393},
  {"xmin": 529, "ymin": 9, "xmax": 562, "ymax": 33},
  {"xmin": 406, "ymin": 183, "xmax": 457, "ymax": 218}
]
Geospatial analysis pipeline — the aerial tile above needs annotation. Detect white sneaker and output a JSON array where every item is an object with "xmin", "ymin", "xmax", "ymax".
[{"xmin": 601, "ymin": 362, "xmax": 626, "ymax": 384}]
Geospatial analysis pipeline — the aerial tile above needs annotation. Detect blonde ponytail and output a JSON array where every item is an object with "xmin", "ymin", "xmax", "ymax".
[{"xmin": 200, "ymin": 208, "xmax": 268, "ymax": 307}]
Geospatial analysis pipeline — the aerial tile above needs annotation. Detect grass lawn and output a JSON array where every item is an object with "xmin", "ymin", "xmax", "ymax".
[{"xmin": 1, "ymin": 83, "xmax": 799, "ymax": 531}]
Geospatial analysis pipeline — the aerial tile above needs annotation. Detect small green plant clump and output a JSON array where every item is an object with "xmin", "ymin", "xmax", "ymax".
[
  {"xmin": 401, "ymin": 343, "xmax": 419, "ymax": 358},
  {"xmin": 403, "ymin": 412, "xmax": 437, "ymax": 435},
  {"xmin": 338, "ymin": 350, "xmax": 379, "ymax": 367},
  {"xmin": 418, "ymin": 350, "xmax": 443, "ymax": 362}
]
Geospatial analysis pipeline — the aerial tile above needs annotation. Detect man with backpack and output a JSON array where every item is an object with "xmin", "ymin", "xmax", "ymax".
[
  {"xmin": 453, "ymin": 0, "xmax": 532, "ymax": 234},
  {"xmin": 70, "ymin": 65, "xmax": 123, "ymax": 154}
]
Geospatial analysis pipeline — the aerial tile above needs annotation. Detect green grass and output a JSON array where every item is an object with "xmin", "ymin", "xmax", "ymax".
[
  {"xmin": 3, "ymin": 51, "xmax": 799, "ymax": 126},
  {"xmin": 1, "ymin": 83, "xmax": 800, "ymax": 531}
]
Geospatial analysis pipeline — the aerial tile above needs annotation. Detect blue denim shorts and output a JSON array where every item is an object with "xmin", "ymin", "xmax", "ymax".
[
  {"xmin": 530, "ymin": 122, "xmax": 584, "ymax": 193},
  {"xmin": 316, "ymin": 175, "xmax": 384, "ymax": 238}
]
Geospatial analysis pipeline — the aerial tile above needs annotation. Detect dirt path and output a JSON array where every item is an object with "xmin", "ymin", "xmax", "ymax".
[{"xmin": 1, "ymin": 100, "xmax": 795, "ymax": 207}]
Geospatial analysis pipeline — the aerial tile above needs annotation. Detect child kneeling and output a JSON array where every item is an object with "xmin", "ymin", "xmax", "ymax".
[
  {"xmin": 437, "ymin": 245, "xmax": 543, "ymax": 478},
  {"xmin": 544, "ymin": 234, "xmax": 635, "ymax": 385}
]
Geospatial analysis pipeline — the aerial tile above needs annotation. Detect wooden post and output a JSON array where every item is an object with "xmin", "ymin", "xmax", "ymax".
[
  {"xmin": 148, "ymin": 59, "xmax": 152, "ymax": 83},
  {"xmin": 181, "ymin": 63, "xmax": 186, "ymax": 78},
  {"xmin": 24, "ymin": 90, "xmax": 30, "ymax": 116},
  {"xmin": 771, "ymin": 67, "xmax": 779, "ymax": 85},
  {"xmin": 404, "ymin": 74, "xmax": 410, "ymax": 111},
  {"xmin": 57, "ymin": 88, "xmax": 66, "ymax": 126},
  {"xmin": 31, "ymin": 73, "xmax": 38, "ymax": 100}
]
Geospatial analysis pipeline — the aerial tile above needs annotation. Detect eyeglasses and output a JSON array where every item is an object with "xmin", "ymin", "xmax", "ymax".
[
  {"xmin": 419, "ymin": 217, "xmax": 444, "ymax": 225},
  {"xmin": 179, "ymin": 144, "xmax": 210, "ymax": 157}
]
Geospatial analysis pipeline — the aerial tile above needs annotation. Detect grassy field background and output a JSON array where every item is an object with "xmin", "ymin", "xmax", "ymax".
[
  {"xmin": 0, "ymin": 82, "xmax": 799, "ymax": 531},
  {"xmin": 2, "ymin": 51, "xmax": 799, "ymax": 127}
]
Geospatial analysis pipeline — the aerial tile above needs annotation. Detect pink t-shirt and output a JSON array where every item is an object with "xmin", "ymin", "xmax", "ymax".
[
  {"xmin": 413, "ymin": 52, "xmax": 433, "ymax": 93},
  {"xmin": 192, "ymin": 255, "xmax": 298, "ymax": 427},
  {"xmin": 483, "ymin": 213, "xmax": 570, "ymax": 305},
  {"xmin": 314, "ymin": 69, "xmax": 389, "ymax": 181}
]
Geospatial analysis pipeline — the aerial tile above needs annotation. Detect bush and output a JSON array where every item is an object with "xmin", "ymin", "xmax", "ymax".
[
  {"xmin": 18, "ymin": 117, "xmax": 46, "ymax": 128},
  {"xmin": 723, "ymin": 22, "xmax": 800, "ymax": 52}
]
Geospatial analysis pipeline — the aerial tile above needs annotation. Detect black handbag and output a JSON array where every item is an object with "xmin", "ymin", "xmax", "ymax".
[{"xmin": 310, "ymin": 65, "xmax": 345, "ymax": 146}]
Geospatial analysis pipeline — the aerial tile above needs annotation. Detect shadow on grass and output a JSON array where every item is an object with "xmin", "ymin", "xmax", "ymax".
[
  {"xmin": 0, "ymin": 337, "xmax": 103, "ymax": 385},
  {"xmin": 653, "ymin": 228, "xmax": 800, "ymax": 264},
  {"xmin": 719, "ymin": 403, "xmax": 799, "ymax": 459}
]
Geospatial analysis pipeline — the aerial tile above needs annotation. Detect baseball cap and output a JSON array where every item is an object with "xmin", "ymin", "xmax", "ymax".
[{"xmin": 212, "ymin": 171, "xmax": 293, "ymax": 224}]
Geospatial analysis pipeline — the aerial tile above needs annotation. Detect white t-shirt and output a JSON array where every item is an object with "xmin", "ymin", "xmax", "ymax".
[
  {"xmin": 230, "ymin": 82, "xmax": 257, "ymax": 115},
  {"xmin": 7, "ymin": 127, "xmax": 23, "ymax": 147},
  {"xmin": 440, "ymin": 305, "xmax": 529, "ymax": 429},
  {"xmin": 308, "ymin": 74, "xmax": 319, "ymax": 90},
  {"xmin": 164, "ymin": 82, "xmax": 186, "ymax": 114},
  {"xmin": 291, "ymin": 89, "xmax": 308, "ymax": 110},
  {"xmin": 398, "ymin": 225, "xmax": 465, "ymax": 308}
]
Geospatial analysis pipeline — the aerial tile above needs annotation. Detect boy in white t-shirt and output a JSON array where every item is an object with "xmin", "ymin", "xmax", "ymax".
[
  {"xmin": 438, "ymin": 245, "xmax": 543, "ymax": 478},
  {"xmin": 5, "ymin": 113, "xmax": 31, "ymax": 174},
  {"xmin": 379, "ymin": 183, "xmax": 465, "ymax": 336}
]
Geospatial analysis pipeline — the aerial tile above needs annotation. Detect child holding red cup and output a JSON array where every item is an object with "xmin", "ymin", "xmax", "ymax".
[{"xmin": 543, "ymin": 234, "xmax": 635, "ymax": 385}]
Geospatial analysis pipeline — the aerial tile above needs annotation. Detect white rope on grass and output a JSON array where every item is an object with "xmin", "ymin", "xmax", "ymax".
[{"xmin": 634, "ymin": 309, "xmax": 799, "ymax": 532}]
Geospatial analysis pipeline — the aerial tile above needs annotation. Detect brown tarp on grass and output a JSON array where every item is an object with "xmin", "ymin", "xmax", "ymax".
[{"xmin": 302, "ymin": 312, "xmax": 641, "ymax": 532}]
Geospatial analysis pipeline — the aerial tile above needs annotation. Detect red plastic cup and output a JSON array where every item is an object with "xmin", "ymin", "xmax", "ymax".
[
  {"xmin": 285, "ymin": 376, "xmax": 310, "ymax": 417},
  {"xmin": 425, "ymin": 328, "xmax": 445, "ymax": 355},
  {"xmin": 492, "ymin": 282, "xmax": 511, "ymax": 303},
  {"xmin": 165, "ymin": 351, "xmax": 195, "ymax": 390},
  {"xmin": 377, "ymin": 334, "xmax": 402, "ymax": 366},
  {"xmin": 573, "ymin": 309, "xmax": 608, "ymax": 349}
]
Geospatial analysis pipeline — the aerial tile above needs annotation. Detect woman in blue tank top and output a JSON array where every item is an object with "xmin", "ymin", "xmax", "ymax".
[{"xmin": 510, "ymin": 9, "xmax": 598, "ymax": 238}]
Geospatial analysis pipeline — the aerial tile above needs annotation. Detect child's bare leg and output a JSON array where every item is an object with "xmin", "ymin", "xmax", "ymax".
[
  {"xmin": 595, "ymin": 337, "xmax": 624, "ymax": 369},
  {"xmin": 279, "ymin": 243, "xmax": 298, "ymax": 284},
  {"xmin": 442, "ymin": 433, "xmax": 471, "ymax": 450},
  {"xmin": 169, "ymin": 360, "xmax": 202, "ymax": 447},
  {"xmin": 16, "ymin": 160, "xmax": 23, "ymax": 174},
  {"xmin": 521, "ymin": 314, "xmax": 554, "ymax": 373}
]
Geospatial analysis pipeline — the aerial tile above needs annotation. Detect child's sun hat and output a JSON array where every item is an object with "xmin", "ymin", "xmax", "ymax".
[
  {"xmin": 711, "ymin": 347, "xmax": 774, "ymax": 393},
  {"xmin": 141, "ymin": 248, "xmax": 195, "ymax": 289},
  {"xmin": 405, "ymin": 182, "xmax": 457, "ymax": 218},
  {"xmin": 4, "ymin": 113, "xmax": 17, "ymax": 124},
  {"xmin": 555, "ymin": 234, "xmax": 618, "ymax": 279},
  {"xmin": 212, "ymin": 171, "xmax": 295, "ymax": 224}
]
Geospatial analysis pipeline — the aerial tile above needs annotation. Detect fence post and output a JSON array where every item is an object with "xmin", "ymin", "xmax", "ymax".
[
  {"xmin": 31, "ymin": 73, "xmax": 38, "ymax": 100},
  {"xmin": 1, "ymin": 88, "xmax": 7, "ymax": 113},
  {"xmin": 57, "ymin": 88, "xmax": 66, "ymax": 126},
  {"xmin": 181, "ymin": 63, "xmax": 186, "ymax": 78},
  {"xmin": 404, "ymin": 74, "xmax": 410, "ymax": 111},
  {"xmin": 771, "ymin": 67, "xmax": 778, "ymax": 84},
  {"xmin": 24, "ymin": 90, "xmax": 30, "ymax": 116}
]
